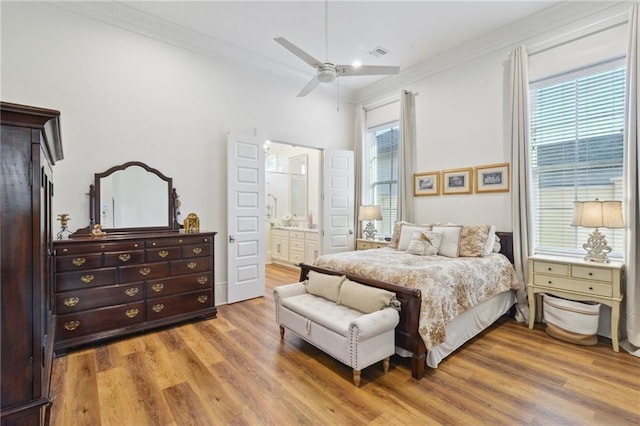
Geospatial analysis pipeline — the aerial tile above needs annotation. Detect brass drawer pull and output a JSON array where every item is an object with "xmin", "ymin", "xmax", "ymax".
[
  {"xmin": 197, "ymin": 295, "xmax": 208, "ymax": 304},
  {"xmin": 125, "ymin": 308, "xmax": 139, "ymax": 318},
  {"xmin": 187, "ymin": 262, "xmax": 197, "ymax": 269},
  {"xmin": 159, "ymin": 250, "xmax": 169, "ymax": 258},
  {"xmin": 152, "ymin": 304, "xmax": 164, "ymax": 313},
  {"xmin": 124, "ymin": 287, "xmax": 139, "ymax": 297},
  {"xmin": 151, "ymin": 283, "xmax": 164, "ymax": 292},
  {"xmin": 62, "ymin": 248, "xmax": 69, "ymax": 253},
  {"xmin": 204, "ymin": 238, "xmax": 208, "ymax": 242},
  {"xmin": 192, "ymin": 247, "xmax": 202, "ymax": 254},
  {"xmin": 119, "ymin": 253, "xmax": 131, "ymax": 262},
  {"xmin": 197, "ymin": 276, "xmax": 208, "ymax": 285},
  {"xmin": 81, "ymin": 274, "xmax": 94, "ymax": 284},
  {"xmin": 64, "ymin": 297, "xmax": 80, "ymax": 307},
  {"xmin": 139, "ymin": 268, "xmax": 151, "ymax": 276},
  {"xmin": 64, "ymin": 320, "xmax": 80, "ymax": 331},
  {"xmin": 72, "ymin": 257, "xmax": 86, "ymax": 267}
]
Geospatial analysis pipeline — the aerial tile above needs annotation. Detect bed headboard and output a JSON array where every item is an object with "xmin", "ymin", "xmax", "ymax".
[{"xmin": 496, "ymin": 231, "xmax": 514, "ymax": 264}]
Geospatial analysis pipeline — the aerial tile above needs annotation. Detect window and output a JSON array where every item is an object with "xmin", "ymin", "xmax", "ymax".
[
  {"xmin": 529, "ymin": 59, "xmax": 625, "ymax": 257},
  {"xmin": 364, "ymin": 122, "xmax": 399, "ymax": 236}
]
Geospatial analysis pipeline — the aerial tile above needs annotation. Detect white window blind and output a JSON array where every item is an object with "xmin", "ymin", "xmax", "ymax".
[
  {"xmin": 364, "ymin": 122, "xmax": 399, "ymax": 236},
  {"xmin": 529, "ymin": 59, "xmax": 625, "ymax": 257}
]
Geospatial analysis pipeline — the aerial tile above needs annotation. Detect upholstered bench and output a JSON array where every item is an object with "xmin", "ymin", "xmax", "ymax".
[{"xmin": 274, "ymin": 271, "xmax": 400, "ymax": 386}]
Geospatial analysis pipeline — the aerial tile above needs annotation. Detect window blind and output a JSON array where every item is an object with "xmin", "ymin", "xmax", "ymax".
[{"xmin": 529, "ymin": 59, "xmax": 625, "ymax": 257}]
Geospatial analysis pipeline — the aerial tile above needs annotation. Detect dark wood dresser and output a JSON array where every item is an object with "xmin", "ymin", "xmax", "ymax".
[
  {"xmin": 1, "ymin": 102, "xmax": 63, "ymax": 425},
  {"xmin": 52, "ymin": 231, "xmax": 217, "ymax": 354}
]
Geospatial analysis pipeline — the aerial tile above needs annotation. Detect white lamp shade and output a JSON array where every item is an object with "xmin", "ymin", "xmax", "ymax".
[
  {"xmin": 571, "ymin": 200, "xmax": 624, "ymax": 228},
  {"xmin": 358, "ymin": 205, "xmax": 382, "ymax": 221}
]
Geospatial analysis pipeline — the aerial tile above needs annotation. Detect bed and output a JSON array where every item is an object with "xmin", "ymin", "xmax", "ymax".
[{"xmin": 298, "ymin": 231, "xmax": 521, "ymax": 380}]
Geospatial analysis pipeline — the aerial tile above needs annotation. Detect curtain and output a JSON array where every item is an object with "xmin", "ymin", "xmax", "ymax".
[
  {"xmin": 397, "ymin": 90, "xmax": 415, "ymax": 223},
  {"xmin": 354, "ymin": 106, "xmax": 365, "ymax": 239},
  {"xmin": 621, "ymin": 4, "xmax": 640, "ymax": 356},
  {"xmin": 509, "ymin": 46, "xmax": 531, "ymax": 323}
]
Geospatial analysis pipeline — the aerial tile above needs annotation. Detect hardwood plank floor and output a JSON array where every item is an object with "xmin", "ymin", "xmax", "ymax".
[{"xmin": 50, "ymin": 263, "xmax": 640, "ymax": 425}]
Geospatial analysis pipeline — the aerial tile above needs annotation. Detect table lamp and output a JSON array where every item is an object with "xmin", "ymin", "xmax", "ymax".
[
  {"xmin": 359, "ymin": 205, "xmax": 382, "ymax": 240},
  {"xmin": 571, "ymin": 199, "xmax": 624, "ymax": 263}
]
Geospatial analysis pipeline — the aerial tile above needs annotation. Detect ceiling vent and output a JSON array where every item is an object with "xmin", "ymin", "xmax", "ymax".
[{"xmin": 369, "ymin": 46, "xmax": 390, "ymax": 58}]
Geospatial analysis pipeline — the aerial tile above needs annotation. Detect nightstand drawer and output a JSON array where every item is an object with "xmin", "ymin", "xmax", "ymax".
[
  {"xmin": 533, "ymin": 261, "xmax": 569, "ymax": 276},
  {"xmin": 572, "ymin": 266, "xmax": 612, "ymax": 282},
  {"xmin": 533, "ymin": 274, "xmax": 612, "ymax": 297}
]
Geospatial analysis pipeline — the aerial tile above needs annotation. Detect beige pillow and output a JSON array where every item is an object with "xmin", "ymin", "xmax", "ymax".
[
  {"xmin": 389, "ymin": 221, "xmax": 414, "ymax": 248},
  {"xmin": 305, "ymin": 270, "xmax": 346, "ymax": 302},
  {"xmin": 431, "ymin": 226, "xmax": 462, "ymax": 258},
  {"xmin": 397, "ymin": 225, "xmax": 432, "ymax": 251},
  {"xmin": 459, "ymin": 225, "xmax": 491, "ymax": 257},
  {"xmin": 338, "ymin": 279, "xmax": 396, "ymax": 313},
  {"xmin": 407, "ymin": 230, "xmax": 443, "ymax": 256}
]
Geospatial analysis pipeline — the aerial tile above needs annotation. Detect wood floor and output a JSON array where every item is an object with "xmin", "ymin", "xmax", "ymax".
[{"xmin": 50, "ymin": 263, "xmax": 640, "ymax": 425}]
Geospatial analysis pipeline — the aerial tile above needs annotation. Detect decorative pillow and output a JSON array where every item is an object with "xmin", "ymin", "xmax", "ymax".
[
  {"xmin": 459, "ymin": 225, "xmax": 492, "ymax": 257},
  {"xmin": 338, "ymin": 279, "xmax": 396, "ymax": 313},
  {"xmin": 397, "ymin": 225, "xmax": 432, "ymax": 251},
  {"xmin": 483, "ymin": 225, "xmax": 497, "ymax": 255},
  {"xmin": 407, "ymin": 230, "xmax": 443, "ymax": 256},
  {"xmin": 431, "ymin": 226, "xmax": 462, "ymax": 258},
  {"xmin": 305, "ymin": 270, "xmax": 346, "ymax": 302},
  {"xmin": 389, "ymin": 221, "xmax": 414, "ymax": 248},
  {"xmin": 493, "ymin": 234, "xmax": 502, "ymax": 253}
]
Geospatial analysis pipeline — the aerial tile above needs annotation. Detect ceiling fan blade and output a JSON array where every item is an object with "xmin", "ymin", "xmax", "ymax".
[
  {"xmin": 274, "ymin": 37, "xmax": 322, "ymax": 69},
  {"xmin": 297, "ymin": 76, "xmax": 321, "ymax": 97},
  {"xmin": 337, "ymin": 65, "xmax": 400, "ymax": 77}
]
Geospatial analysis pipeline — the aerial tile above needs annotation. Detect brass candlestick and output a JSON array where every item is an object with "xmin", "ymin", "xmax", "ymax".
[{"xmin": 57, "ymin": 213, "xmax": 72, "ymax": 240}]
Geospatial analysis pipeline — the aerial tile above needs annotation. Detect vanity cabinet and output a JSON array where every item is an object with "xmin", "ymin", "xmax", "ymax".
[
  {"xmin": 271, "ymin": 229, "xmax": 290, "ymax": 263},
  {"xmin": 53, "ymin": 232, "xmax": 217, "ymax": 354},
  {"xmin": 304, "ymin": 231, "xmax": 320, "ymax": 264},
  {"xmin": 270, "ymin": 228, "xmax": 319, "ymax": 266}
]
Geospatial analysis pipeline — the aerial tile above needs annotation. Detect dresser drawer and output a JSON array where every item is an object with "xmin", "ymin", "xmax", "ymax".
[
  {"xmin": 290, "ymin": 231, "xmax": 305, "ymax": 240},
  {"xmin": 290, "ymin": 251, "xmax": 304, "ymax": 263},
  {"xmin": 181, "ymin": 244, "xmax": 211, "ymax": 258},
  {"xmin": 146, "ymin": 272, "xmax": 213, "ymax": 299},
  {"xmin": 170, "ymin": 258, "xmax": 211, "ymax": 275},
  {"xmin": 56, "ymin": 241, "xmax": 143, "ymax": 256},
  {"xmin": 56, "ymin": 301, "xmax": 145, "ymax": 339},
  {"xmin": 146, "ymin": 247, "xmax": 181, "ymax": 262},
  {"xmin": 119, "ymin": 262, "xmax": 170, "ymax": 283},
  {"xmin": 146, "ymin": 290, "xmax": 213, "ymax": 321},
  {"xmin": 572, "ymin": 265, "xmax": 612, "ymax": 282},
  {"xmin": 533, "ymin": 274, "xmax": 612, "ymax": 297},
  {"xmin": 103, "ymin": 250, "xmax": 145, "ymax": 267},
  {"xmin": 533, "ymin": 261, "xmax": 570, "ymax": 276},
  {"xmin": 56, "ymin": 268, "xmax": 118, "ymax": 291},
  {"xmin": 305, "ymin": 232, "xmax": 319, "ymax": 242},
  {"xmin": 290, "ymin": 239, "xmax": 305, "ymax": 250},
  {"xmin": 56, "ymin": 283, "xmax": 144, "ymax": 314},
  {"xmin": 56, "ymin": 254, "xmax": 102, "ymax": 272}
]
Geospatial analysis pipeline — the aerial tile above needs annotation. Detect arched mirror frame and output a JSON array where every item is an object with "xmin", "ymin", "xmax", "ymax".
[{"xmin": 88, "ymin": 161, "xmax": 180, "ymax": 233}]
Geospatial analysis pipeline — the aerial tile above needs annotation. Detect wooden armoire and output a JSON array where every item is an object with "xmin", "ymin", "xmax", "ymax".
[{"xmin": 1, "ymin": 102, "xmax": 63, "ymax": 425}]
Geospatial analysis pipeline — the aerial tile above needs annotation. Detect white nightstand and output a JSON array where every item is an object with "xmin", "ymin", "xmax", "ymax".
[
  {"xmin": 356, "ymin": 239, "xmax": 390, "ymax": 251},
  {"xmin": 527, "ymin": 255, "xmax": 625, "ymax": 352}
]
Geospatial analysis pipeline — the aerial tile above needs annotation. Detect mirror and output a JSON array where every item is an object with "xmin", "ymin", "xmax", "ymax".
[
  {"xmin": 89, "ymin": 161, "xmax": 179, "ymax": 233},
  {"xmin": 289, "ymin": 154, "xmax": 307, "ymax": 218}
]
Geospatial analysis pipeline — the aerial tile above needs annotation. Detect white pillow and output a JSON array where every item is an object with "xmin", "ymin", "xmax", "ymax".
[
  {"xmin": 397, "ymin": 225, "xmax": 431, "ymax": 251},
  {"xmin": 431, "ymin": 226, "xmax": 462, "ymax": 258},
  {"xmin": 483, "ymin": 225, "xmax": 497, "ymax": 256},
  {"xmin": 407, "ymin": 230, "xmax": 443, "ymax": 256}
]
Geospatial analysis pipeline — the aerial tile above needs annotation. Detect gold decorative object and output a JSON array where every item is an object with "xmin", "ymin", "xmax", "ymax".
[
  {"xmin": 72, "ymin": 257, "xmax": 86, "ymax": 267},
  {"xmin": 125, "ymin": 308, "xmax": 139, "ymax": 318},
  {"xmin": 184, "ymin": 213, "xmax": 200, "ymax": 233},
  {"xmin": 159, "ymin": 250, "xmax": 169, "ymax": 258},
  {"xmin": 119, "ymin": 253, "xmax": 131, "ymax": 262},
  {"xmin": 64, "ymin": 320, "xmax": 80, "ymax": 331},
  {"xmin": 152, "ymin": 304, "xmax": 164, "ymax": 313},
  {"xmin": 124, "ymin": 288, "xmax": 139, "ymax": 297},
  {"xmin": 197, "ymin": 295, "xmax": 208, "ymax": 303},
  {"xmin": 57, "ymin": 213, "xmax": 72, "ymax": 240},
  {"xmin": 197, "ymin": 276, "xmax": 208, "ymax": 285},
  {"xmin": 187, "ymin": 262, "xmax": 197, "ymax": 269},
  {"xmin": 192, "ymin": 247, "xmax": 202, "ymax": 254},
  {"xmin": 151, "ymin": 283, "xmax": 164, "ymax": 292},
  {"xmin": 91, "ymin": 224, "xmax": 107, "ymax": 237},
  {"xmin": 80, "ymin": 274, "xmax": 94, "ymax": 284},
  {"xmin": 139, "ymin": 267, "xmax": 151, "ymax": 276},
  {"xmin": 64, "ymin": 297, "xmax": 80, "ymax": 307}
]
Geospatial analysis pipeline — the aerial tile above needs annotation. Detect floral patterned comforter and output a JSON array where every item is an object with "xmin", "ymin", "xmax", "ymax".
[{"xmin": 313, "ymin": 248, "xmax": 522, "ymax": 350}]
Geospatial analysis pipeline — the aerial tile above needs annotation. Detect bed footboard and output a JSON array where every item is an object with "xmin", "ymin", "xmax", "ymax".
[{"xmin": 299, "ymin": 263, "xmax": 426, "ymax": 379}]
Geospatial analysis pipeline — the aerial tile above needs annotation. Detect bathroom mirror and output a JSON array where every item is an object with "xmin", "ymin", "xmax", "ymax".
[
  {"xmin": 289, "ymin": 154, "xmax": 307, "ymax": 218},
  {"xmin": 86, "ymin": 161, "xmax": 179, "ymax": 233}
]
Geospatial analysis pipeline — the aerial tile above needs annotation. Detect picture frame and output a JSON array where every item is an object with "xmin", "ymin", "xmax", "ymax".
[
  {"xmin": 413, "ymin": 171, "xmax": 440, "ymax": 196},
  {"xmin": 442, "ymin": 167, "xmax": 473, "ymax": 195},
  {"xmin": 475, "ymin": 163, "xmax": 510, "ymax": 193}
]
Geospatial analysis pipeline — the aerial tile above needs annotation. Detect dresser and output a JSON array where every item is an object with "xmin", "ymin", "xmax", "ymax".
[
  {"xmin": 1, "ymin": 102, "xmax": 63, "ymax": 425},
  {"xmin": 53, "ymin": 231, "xmax": 217, "ymax": 354},
  {"xmin": 527, "ymin": 255, "xmax": 624, "ymax": 351},
  {"xmin": 356, "ymin": 239, "xmax": 390, "ymax": 250}
]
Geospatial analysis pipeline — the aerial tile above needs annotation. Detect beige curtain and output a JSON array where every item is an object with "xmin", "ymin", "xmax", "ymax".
[
  {"xmin": 509, "ymin": 46, "xmax": 531, "ymax": 323},
  {"xmin": 397, "ymin": 90, "xmax": 415, "ymax": 222},
  {"xmin": 354, "ymin": 106, "xmax": 365, "ymax": 239},
  {"xmin": 621, "ymin": 4, "xmax": 640, "ymax": 357}
]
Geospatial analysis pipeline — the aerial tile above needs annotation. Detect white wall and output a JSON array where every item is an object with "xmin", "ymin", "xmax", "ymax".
[{"xmin": 1, "ymin": 2, "xmax": 354, "ymax": 300}]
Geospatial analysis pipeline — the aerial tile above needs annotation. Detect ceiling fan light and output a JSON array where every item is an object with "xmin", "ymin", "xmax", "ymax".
[{"xmin": 317, "ymin": 68, "xmax": 336, "ymax": 83}]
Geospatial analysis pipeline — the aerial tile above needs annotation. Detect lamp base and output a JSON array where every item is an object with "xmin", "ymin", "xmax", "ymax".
[
  {"xmin": 583, "ymin": 228, "xmax": 612, "ymax": 263},
  {"xmin": 363, "ymin": 221, "xmax": 378, "ymax": 240}
]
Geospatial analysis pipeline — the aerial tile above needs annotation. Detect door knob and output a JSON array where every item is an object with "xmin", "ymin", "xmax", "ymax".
[{"xmin": 229, "ymin": 235, "xmax": 236, "ymax": 243}]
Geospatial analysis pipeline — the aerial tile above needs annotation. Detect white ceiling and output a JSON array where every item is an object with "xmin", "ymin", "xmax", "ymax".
[{"xmin": 59, "ymin": 1, "xmax": 568, "ymax": 99}]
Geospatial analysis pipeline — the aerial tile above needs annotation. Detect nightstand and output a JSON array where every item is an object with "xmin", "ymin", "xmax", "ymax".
[
  {"xmin": 527, "ymin": 255, "xmax": 624, "ymax": 352},
  {"xmin": 356, "ymin": 239, "xmax": 390, "ymax": 250}
]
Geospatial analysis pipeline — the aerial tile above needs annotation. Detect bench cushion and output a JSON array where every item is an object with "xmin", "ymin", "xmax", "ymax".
[{"xmin": 281, "ymin": 293, "xmax": 363, "ymax": 337}]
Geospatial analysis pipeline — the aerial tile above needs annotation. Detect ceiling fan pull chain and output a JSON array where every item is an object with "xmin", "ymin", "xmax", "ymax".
[{"xmin": 336, "ymin": 77, "xmax": 340, "ymax": 112}]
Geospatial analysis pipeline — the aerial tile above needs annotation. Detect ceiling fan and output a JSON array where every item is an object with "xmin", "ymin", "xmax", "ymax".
[{"xmin": 274, "ymin": 1, "xmax": 400, "ymax": 97}]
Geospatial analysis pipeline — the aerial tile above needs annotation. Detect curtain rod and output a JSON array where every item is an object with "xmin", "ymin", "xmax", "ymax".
[{"xmin": 363, "ymin": 91, "xmax": 419, "ymax": 112}]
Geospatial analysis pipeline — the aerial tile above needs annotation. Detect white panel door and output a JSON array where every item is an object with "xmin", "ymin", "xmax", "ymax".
[
  {"xmin": 322, "ymin": 149, "xmax": 355, "ymax": 255},
  {"xmin": 227, "ymin": 134, "xmax": 265, "ymax": 303}
]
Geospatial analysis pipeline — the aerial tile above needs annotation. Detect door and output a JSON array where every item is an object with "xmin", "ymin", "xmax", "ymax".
[
  {"xmin": 321, "ymin": 149, "xmax": 355, "ymax": 255},
  {"xmin": 227, "ymin": 134, "xmax": 265, "ymax": 303}
]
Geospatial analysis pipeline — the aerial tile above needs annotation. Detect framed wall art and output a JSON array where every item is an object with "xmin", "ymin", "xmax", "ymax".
[
  {"xmin": 475, "ymin": 163, "xmax": 509, "ymax": 193},
  {"xmin": 442, "ymin": 167, "xmax": 473, "ymax": 195},
  {"xmin": 413, "ymin": 171, "xmax": 440, "ymax": 196}
]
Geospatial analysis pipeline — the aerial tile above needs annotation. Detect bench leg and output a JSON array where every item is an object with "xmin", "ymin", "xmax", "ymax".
[
  {"xmin": 353, "ymin": 369, "xmax": 361, "ymax": 387},
  {"xmin": 383, "ymin": 357, "xmax": 390, "ymax": 373},
  {"xmin": 279, "ymin": 325, "xmax": 285, "ymax": 340}
]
